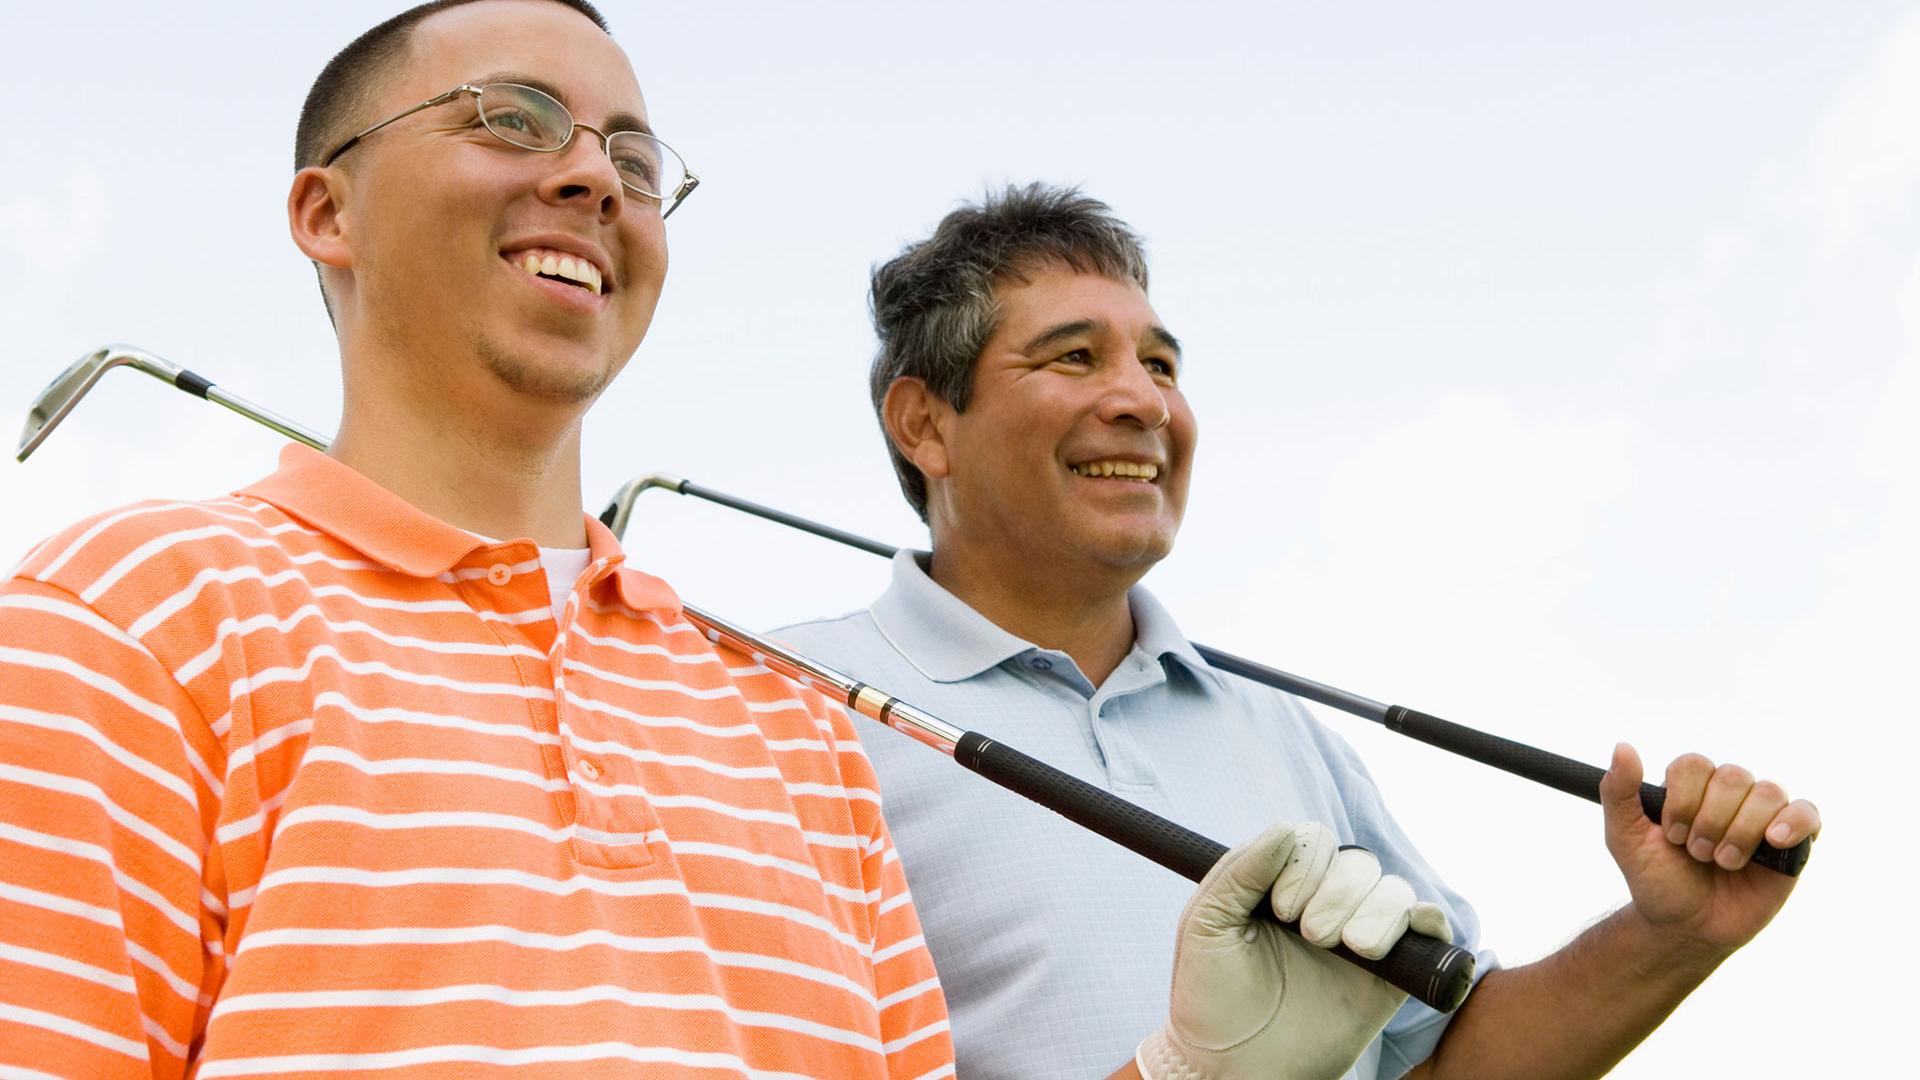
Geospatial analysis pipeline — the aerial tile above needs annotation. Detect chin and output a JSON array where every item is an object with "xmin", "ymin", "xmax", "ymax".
[
  {"xmin": 1079, "ymin": 526, "xmax": 1177, "ymax": 572},
  {"xmin": 475, "ymin": 336, "xmax": 620, "ymax": 405}
]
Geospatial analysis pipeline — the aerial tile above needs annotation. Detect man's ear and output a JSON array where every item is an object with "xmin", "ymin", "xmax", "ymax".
[
  {"xmin": 288, "ymin": 166, "xmax": 353, "ymax": 270},
  {"xmin": 882, "ymin": 376, "xmax": 953, "ymax": 482}
]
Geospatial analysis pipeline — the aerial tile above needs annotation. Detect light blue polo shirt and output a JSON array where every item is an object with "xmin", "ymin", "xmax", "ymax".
[{"xmin": 775, "ymin": 550, "xmax": 1497, "ymax": 1080}]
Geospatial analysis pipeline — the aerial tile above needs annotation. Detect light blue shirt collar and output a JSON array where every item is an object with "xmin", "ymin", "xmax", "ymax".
[{"xmin": 869, "ymin": 549, "xmax": 1225, "ymax": 690}]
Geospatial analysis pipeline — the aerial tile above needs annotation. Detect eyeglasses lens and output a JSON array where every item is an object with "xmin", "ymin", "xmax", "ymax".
[
  {"xmin": 477, "ymin": 84, "xmax": 574, "ymax": 152},
  {"xmin": 609, "ymin": 133, "xmax": 684, "ymax": 201},
  {"xmin": 475, "ymin": 83, "xmax": 689, "ymax": 207}
]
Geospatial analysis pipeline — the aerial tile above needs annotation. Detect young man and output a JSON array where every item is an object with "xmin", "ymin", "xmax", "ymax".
[
  {"xmin": 0, "ymin": 6, "xmax": 1442, "ymax": 1078},
  {"xmin": 775, "ymin": 184, "xmax": 1822, "ymax": 1079},
  {"xmin": 0, "ymin": 3, "xmax": 957, "ymax": 1075}
]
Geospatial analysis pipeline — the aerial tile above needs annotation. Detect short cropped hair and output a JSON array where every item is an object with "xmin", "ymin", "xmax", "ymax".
[
  {"xmin": 868, "ymin": 183, "xmax": 1150, "ymax": 522},
  {"xmin": 295, "ymin": 0, "xmax": 610, "ymax": 171}
]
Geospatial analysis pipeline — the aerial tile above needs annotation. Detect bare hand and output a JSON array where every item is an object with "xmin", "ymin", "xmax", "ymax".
[{"xmin": 1598, "ymin": 743, "xmax": 1819, "ymax": 956}]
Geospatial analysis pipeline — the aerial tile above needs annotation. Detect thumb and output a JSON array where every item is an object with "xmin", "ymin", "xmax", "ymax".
[
  {"xmin": 1598, "ymin": 741, "xmax": 1650, "ymax": 837},
  {"xmin": 1185, "ymin": 823, "xmax": 1297, "ymax": 937}
]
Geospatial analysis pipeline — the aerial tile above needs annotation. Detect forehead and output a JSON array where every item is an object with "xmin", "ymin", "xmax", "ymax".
[
  {"xmin": 991, "ymin": 263, "xmax": 1159, "ymax": 333},
  {"xmin": 397, "ymin": 0, "xmax": 647, "ymax": 123}
]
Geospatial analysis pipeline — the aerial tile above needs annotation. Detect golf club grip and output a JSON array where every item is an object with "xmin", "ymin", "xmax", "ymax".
[
  {"xmin": 951, "ymin": 731, "xmax": 1475, "ymax": 1012},
  {"xmin": 1383, "ymin": 706, "xmax": 1810, "ymax": 877}
]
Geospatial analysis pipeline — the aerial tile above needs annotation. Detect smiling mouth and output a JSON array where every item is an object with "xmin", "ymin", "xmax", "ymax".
[
  {"xmin": 1068, "ymin": 460, "xmax": 1160, "ymax": 483},
  {"xmin": 505, "ymin": 248, "xmax": 606, "ymax": 296}
]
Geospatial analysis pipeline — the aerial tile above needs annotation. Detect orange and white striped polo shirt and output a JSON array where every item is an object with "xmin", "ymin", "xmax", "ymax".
[{"xmin": 0, "ymin": 444, "xmax": 953, "ymax": 1079}]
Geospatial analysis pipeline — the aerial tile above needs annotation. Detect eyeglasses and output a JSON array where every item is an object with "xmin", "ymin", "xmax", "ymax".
[{"xmin": 320, "ymin": 82, "xmax": 700, "ymax": 218}]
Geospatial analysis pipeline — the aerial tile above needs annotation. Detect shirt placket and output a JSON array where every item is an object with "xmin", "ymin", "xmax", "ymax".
[
  {"xmin": 1091, "ymin": 650, "xmax": 1169, "ymax": 797},
  {"xmin": 547, "ymin": 558, "xmax": 661, "ymax": 870}
]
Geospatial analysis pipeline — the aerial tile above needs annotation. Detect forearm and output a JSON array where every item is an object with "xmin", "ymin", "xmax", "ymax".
[{"xmin": 1406, "ymin": 905, "xmax": 1729, "ymax": 1080}]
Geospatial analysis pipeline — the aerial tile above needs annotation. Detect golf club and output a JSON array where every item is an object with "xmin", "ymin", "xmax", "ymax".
[
  {"xmin": 16, "ymin": 345, "xmax": 327, "ymax": 462},
  {"xmin": 13, "ymin": 346, "xmax": 1475, "ymax": 1013},
  {"xmin": 597, "ymin": 475, "xmax": 1814, "ymax": 878}
]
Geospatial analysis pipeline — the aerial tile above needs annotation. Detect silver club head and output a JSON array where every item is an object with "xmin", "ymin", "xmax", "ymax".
[
  {"xmin": 599, "ymin": 472, "xmax": 687, "ymax": 540},
  {"xmin": 17, "ymin": 345, "xmax": 186, "ymax": 462}
]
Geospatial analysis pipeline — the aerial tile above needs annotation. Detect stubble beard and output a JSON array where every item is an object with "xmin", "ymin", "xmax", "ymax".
[{"xmin": 475, "ymin": 334, "xmax": 616, "ymax": 405}]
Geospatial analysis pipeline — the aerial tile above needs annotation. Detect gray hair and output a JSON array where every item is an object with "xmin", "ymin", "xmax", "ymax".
[{"xmin": 868, "ymin": 183, "xmax": 1150, "ymax": 522}]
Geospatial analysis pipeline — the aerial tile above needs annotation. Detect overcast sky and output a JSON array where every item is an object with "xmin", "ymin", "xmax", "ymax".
[{"xmin": 3, "ymin": 2, "xmax": 1914, "ymax": 1073}]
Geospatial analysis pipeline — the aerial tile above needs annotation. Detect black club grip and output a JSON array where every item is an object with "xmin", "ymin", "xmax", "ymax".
[
  {"xmin": 1383, "ymin": 706, "xmax": 1811, "ymax": 877},
  {"xmin": 952, "ymin": 730, "xmax": 1475, "ymax": 1012}
]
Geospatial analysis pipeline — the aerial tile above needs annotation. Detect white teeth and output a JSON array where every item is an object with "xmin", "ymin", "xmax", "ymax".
[{"xmin": 511, "ymin": 249, "xmax": 605, "ymax": 295}]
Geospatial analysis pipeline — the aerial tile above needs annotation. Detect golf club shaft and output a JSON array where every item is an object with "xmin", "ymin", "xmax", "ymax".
[
  {"xmin": 175, "ymin": 368, "xmax": 328, "ymax": 451},
  {"xmin": 18, "ymin": 349, "xmax": 1473, "ymax": 1010},
  {"xmin": 207, "ymin": 387, "xmax": 327, "ymax": 451},
  {"xmin": 606, "ymin": 477, "xmax": 1812, "ymax": 878},
  {"xmin": 689, "ymin": 603, "xmax": 1472, "ymax": 1012}
]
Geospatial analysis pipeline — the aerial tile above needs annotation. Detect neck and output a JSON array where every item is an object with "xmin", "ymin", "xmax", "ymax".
[
  {"xmin": 329, "ymin": 344, "xmax": 590, "ymax": 548},
  {"xmin": 926, "ymin": 533, "xmax": 1143, "ymax": 688}
]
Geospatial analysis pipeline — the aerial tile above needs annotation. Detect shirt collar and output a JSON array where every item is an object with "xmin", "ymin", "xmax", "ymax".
[
  {"xmin": 868, "ymin": 548, "xmax": 1227, "ymax": 688},
  {"xmin": 1127, "ymin": 584, "xmax": 1228, "ymax": 690},
  {"xmin": 869, "ymin": 550, "xmax": 1043, "ymax": 683},
  {"xmin": 237, "ymin": 444, "xmax": 681, "ymax": 616}
]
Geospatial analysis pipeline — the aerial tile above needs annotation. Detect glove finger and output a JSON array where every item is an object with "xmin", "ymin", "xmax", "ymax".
[
  {"xmin": 1408, "ymin": 901, "xmax": 1454, "ymax": 945},
  {"xmin": 1300, "ymin": 845, "xmax": 1381, "ymax": 948},
  {"xmin": 1342, "ymin": 872, "xmax": 1414, "ymax": 960},
  {"xmin": 1184, "ymin": 822, "xmax": 1298, "ymax": 938},
  {"xmin": 1268, "ymin": 822, "xmax": 1337, "ymax": 923}
]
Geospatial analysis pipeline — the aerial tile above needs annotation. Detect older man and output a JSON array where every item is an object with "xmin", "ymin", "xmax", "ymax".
[
  {"xmin": 0, "ymin": 3, "xmax": 957, "ymax": 1075},
  {"xmin": 775, "ymin": 184, "xmax": 1821, "ymax": 1079}
]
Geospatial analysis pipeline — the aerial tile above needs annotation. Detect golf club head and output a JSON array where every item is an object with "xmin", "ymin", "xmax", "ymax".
[
  {"xmin": 599, "ymin": 472, "xmax": 687, "ymax": 539},
  {"xmin": 17, "ymin": 345, "xmax": 184, "ymax": 462}
]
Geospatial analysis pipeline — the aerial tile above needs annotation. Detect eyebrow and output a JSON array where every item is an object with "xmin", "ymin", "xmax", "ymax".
[
  {"xmin": 1147, "ymin": 326, "xmax": 1183, "ymax": 357},
  {"xmin": 471, "ymin": 71, "xmax": 654, "ymax": 135},
  {"xmin": 1020, "ymin": 318, "xmax": 1184, "ymax": 359}
]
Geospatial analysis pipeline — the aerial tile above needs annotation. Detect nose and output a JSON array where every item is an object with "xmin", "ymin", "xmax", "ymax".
[
  {"xmin": 1098, "ymin": 358, "xmax": 1173, "ymax": 431},
  {"xmin": 538, "ymin": 124, "xmax": 624, "ymax": 222}
]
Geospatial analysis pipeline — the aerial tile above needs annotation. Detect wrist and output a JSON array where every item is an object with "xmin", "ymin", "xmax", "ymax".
[
  {"xmin": 1136, "ymin": 1029, "xmax": 1197, "ymax": 1080},
  {"xmin": 1611, "ymin": 904, "xmax": 1733, "ymax": 980}
]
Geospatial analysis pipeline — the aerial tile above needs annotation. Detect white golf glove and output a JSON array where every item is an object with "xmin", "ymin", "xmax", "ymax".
[{"xmin": 1136, "ymin": 822, "xmax": 1453, "ymax": 1080}]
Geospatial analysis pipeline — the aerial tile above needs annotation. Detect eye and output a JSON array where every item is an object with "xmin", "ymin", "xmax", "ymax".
[
  {"xmin": 1146, "ymin": 356, "xmax": 1178, "ymax": 380},
  {"xmin": 484, "ymin": 106, "xmax": 537, "ymax": 134},
  {"xmin": 1056, "ymin": 348, "xmax": 1094, "ymax": 367},
  {"xmin": 613, "ymin": 149, "xmax": 662, "ymax": 189}
]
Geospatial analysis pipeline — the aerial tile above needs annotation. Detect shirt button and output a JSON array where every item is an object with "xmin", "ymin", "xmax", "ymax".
[
  {"xmin": 576, "ymin": 758, "xmax": 601, "ymax": 781},
  {"xmin": 1029, "ymin": 656, "xmax": 1053, "ymax": 671},
  {"xmin": 487, "ymin": 563, "xmax": 512, "ymax": 586}
]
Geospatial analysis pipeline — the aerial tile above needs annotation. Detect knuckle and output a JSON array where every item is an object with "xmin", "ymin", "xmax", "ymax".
[
  {"xmin": 1343, "ymin": 923, "xmax": 1392, "ymax": 960},
  {"xmin": 1672, "ymin": 752, "xmax": 1715, "ymax": 773},
  {"xmin": 1750, "ymin": 779, "xmax": 1787, "ymax": 804},
  {"xmin": 1714, "ymin": 762, "xmax": 1754, "ymax": 787}
]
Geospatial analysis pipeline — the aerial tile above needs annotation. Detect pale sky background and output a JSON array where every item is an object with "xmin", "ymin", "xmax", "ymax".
[{"xmin": 3, "ymin": 1, "xmax": 1915, "ymax": 1074}]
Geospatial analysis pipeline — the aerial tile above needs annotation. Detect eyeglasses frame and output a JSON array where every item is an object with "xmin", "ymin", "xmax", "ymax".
[{"xmin": 318, "ymin": 82, "xmax": 699, "ymax": 218}]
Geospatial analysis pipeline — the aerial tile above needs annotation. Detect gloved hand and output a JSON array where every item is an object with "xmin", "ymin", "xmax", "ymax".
[{"xmin": 1136, "ymin": 822, "xmax": 1453, "ymax": 1080}]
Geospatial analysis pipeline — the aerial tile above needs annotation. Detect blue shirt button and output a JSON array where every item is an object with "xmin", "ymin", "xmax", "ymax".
[{"xmin": 1028, "ymin": 656, "xmax": 1053, "ymax": 671}]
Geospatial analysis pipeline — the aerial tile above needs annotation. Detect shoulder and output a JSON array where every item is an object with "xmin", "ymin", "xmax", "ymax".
[
  {"xmin": 770, "ymin": 608, "xmax": 898, "ymax": 667},
  {"xmin": 14, "ymin": 494, "xmax": 310, "ymax": 595},
  {"xmin": 6, "ymin": 494, "xmax": 327, "ymax": 648},
  {"xmin": 770, "ymin": 607, "xmax": 877, "ymax": 646},
  {"xmin": 1199, "ymin": 664, "xmax": 1385, "ymax": 782}
]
